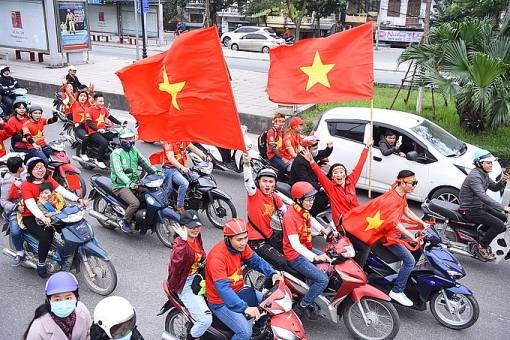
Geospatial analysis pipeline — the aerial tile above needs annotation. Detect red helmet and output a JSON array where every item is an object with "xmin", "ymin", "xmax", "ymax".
[
  {"xmin": 291, "ymin": 181, "xmax": 317, "ymax": 200},
  {"xmin": 223, "ymin": 218, "xmax": 248, "ymax": 237},
  {"xmin": 301, "ymin": 136, "xmax": 319, "ymax": 148}
]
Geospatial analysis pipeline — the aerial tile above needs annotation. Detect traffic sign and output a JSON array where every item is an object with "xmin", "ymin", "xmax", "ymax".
[{"xmin": 138, "ymin": 0, "xmax": 149, "ymax": 13}]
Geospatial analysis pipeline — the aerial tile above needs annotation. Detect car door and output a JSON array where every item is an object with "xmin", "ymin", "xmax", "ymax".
[
  {"xmin": 248, "ymin": 33, "xmax": 266, "ymax": 52},
  {"xmin": 237, "ymin": 34, "xmax": 254, "ymax": 51}
]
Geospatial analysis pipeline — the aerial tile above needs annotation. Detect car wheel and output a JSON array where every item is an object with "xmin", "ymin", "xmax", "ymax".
[
  {"xmin": 223, "ymin": 37, "xmax": 231, "ymax": 47},
  {"xmin": 262, "ymin": 46, "xmax": 270, "ymax": 54},
  {"xmin": 431, "ymin": 187, "xmax": 460, "ymax": 204},
  {"xmin": 231, "ymin": 43, "xmax": 239, "ymax": 51}
]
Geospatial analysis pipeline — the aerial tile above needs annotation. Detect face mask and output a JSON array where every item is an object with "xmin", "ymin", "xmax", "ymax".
[
  {"xmin": 311, "ymin": 149, "xmax": 319, "ymax": 157},
  {"xmin": 50, "ymin": 299, "xmax": 77, "ymax": 318},
  {"xmin": 120, "ymin": 140, "xmax": 135, "ymax": 150},
  {"xmin": 114, "ymin": 330, "xmax": 132, "ymax": 340}
]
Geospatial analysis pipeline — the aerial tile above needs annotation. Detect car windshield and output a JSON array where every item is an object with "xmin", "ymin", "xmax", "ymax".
[{"xmin": 411, "ymin": 119, "xmax": 466, "ymax": 157}]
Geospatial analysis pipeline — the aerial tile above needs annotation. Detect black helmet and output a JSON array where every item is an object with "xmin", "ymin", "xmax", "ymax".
[{"xmin": 28, "ymin": 105, "xmax": 43, "ymax": 117}]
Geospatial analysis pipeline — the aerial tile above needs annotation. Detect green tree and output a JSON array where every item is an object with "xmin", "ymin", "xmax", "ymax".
[
  {"xmin": 283, "ymin": 0, "xmax": 308, "ymax": 41},
  {"xmin": 245, "ymin": 0, "xmax": 283, "ymax": 26},
  {"xmin": 307, "ymin": 0, "xmax": 343, "ymax": 37},
  {"xmin": 432, "ymin": 0, "xmax": 508, "ymax": 25},
  {"xmin": 399, "ymin": 18, "xmax": 510, "ymax": 132}
]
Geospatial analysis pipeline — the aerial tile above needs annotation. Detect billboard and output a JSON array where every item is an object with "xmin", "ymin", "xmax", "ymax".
[
  {"xmin": 88, "ymin": 4, "xmax": 118, "ymax": 34},
  {"xmin": 378, "ymin": 30, "xmax": 423, "ymax": 43},
  {"xmin": 57, "ymin": 1, "xmax": 91, "ymax": 51},
  {"xmin": 0, "ymin": 0, "xmax": 48, "ymax": 51}
]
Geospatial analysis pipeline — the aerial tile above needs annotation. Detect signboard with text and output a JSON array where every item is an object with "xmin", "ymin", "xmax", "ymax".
[
  {"xmin": 58, "ymin": 1, "xmax": 91, "ymax": 51},
  {"xmin": 378, "ymin": 30, "xmax": 423, "ymax": 43}
]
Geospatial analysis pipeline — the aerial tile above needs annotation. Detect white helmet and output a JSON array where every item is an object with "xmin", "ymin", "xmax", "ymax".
[{"xmin": 94, "ymin": 296, "xmax": 136, "ymax": 338}]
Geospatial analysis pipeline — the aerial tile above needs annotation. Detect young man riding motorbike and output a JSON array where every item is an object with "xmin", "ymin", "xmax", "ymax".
[
  {"xmin": 458, "ymin": 150, "xmax": 510, "ymax": 260},
  {"xmin": 110, "ymin": 128, "xmax": 161, "ymax": 233},
  {"xmin": 205, "ymin": 218, "xmax": 283, "ymax": 340}
]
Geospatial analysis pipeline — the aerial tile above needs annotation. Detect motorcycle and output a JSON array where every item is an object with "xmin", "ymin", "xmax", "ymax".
[
  {"xmin": 0, "ymin": 88, "xmax": 31, "ymax": 120},
  {"xmin": 364, "ymin": 225, "xmax": 479, "ymax": 329},
  {"xmin": 159, "ymin": 279, "xmax": 307, "ymax": 340},
  {"xmin": 244, "ymin": 234, "xmax": 400, "ymax": 340},
  {"xmin": 189, "ymin": 125, "xmax": 259, "ymax": 173},
  {"xmin": 88, "ymin": 173, "xmax": 180, "ymax": 248},
  {"xmin": 2, "ymin": 205, "xmax": 117, "ymax": 295},
  {"xmin": 52, "ymin": 91, "xmax": 68, "ymax": 122},
  {"xmin": 46, "ymin": 138, "xmax": 87, "ymax": 197},
  {"xmin": 421, "ymin": 198, "xmax": 510, "ymax": 263}
]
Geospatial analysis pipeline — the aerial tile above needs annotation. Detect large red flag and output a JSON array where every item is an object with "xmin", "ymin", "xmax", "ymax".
[
  {"xmin": 267, "ymin": 22, "xmax": 374, "ymax": 104},
  {"xmin": 116, "ymin": 27, "xmax": 246, "ymax": 152}
]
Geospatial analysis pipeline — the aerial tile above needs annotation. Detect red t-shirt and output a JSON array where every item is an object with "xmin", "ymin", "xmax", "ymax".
[
  {"xmin": 247, "ymin": 190, "xmax": 283, "ymax": 240},
  {"xmin": 266, "ymin": 127, "xmax": 283, "ymax": 160},
  {"xmin": 163, "ymin": 142, "xmax": 190, "ymax": 167},
  {"xmin": 8, "ymin": 115, "xmax": 29, "ymax": 149},
  {"xmin": 85, "ymin": 106, "xmax": 110, "ymax": 134},
  {"xmin": 205, "ymin": 240, "xmax": 253, "ymax": 305},
  {"xmin": 63, "ymin": 92, "xmax": 77, "ymax": 114},
  {"xmin": 282, "ymin": 203, "xmax": 312, "ymax": 261},
  {"xmin": 21, "ymin": 178, "xmax": 60, "ymax": 217},
  {"xmin": 187, "ymin": 239, "xmax": 204, "ymax": 276},
  {"xmin": 23, "ymin": 118, "xmax": 50, "ymax": 149},
  {"xmin": 70, "ymin": 100, "xmax": 90, "ymax": 125},
  {"xmin": 280, "ymin": 131, "xmax": 302, "ymax": 162}
]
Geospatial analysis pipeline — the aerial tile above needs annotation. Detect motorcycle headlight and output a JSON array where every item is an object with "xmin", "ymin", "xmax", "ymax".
[
  {"xmin": 341, "ymin": 245, "xmax": 356, "ymax": 258},
  {"xmin": 446, "ymin": 270, "xmax": 464, "ymax": 280},
  {"xmin": 145, "ymin": 178, "xmax": 164, "ymax": 188},
  {"xmin": 200, "ymin": 162, "xmax": 213, "ymax": 174},
  {"xmin": 61, "ymin": 209, "xmax": 85, "ymax": 223},
  {"xmin": 271, "ymin": 326, "xmax": 301, "ymax": 340}
]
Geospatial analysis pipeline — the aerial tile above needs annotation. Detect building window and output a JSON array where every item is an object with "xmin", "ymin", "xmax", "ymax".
[
  {"xmin": 190, "ymin": 14, "xmax": 203, "ymax": 23},
  {"xmin": 387, "ymin": 0, "xmax": 401, "ymax": 18}
]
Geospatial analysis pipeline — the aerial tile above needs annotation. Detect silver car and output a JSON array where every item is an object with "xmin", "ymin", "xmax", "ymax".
[
  {"xmin": 229, "ymin": 33, "xmax": 283, "ymax": 53},
  {"xmin": 220, "ymin": 26, "xmax": 276, "ymax": 47}
]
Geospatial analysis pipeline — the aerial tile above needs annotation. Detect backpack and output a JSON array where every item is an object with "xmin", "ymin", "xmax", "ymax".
[{"xmin": 257, "ymin": 127, "xmax": 277, "ymax": 159}]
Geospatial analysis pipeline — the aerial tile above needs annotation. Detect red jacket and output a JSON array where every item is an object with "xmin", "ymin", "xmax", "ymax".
[{"xmin": 167, "ymin": 234, "xmax": 206, "ymax": 294}]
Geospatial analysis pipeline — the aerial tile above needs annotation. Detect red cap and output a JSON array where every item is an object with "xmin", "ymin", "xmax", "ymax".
[{"xmin": 290, "ymin": 117, "xmax": 306, "ymax": 127}]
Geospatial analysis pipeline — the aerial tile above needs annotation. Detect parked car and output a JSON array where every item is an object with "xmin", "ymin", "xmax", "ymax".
[
  {"xmin": 312, "ymin": 107, "xmax": 504, "ymax": 203},
  {"xmin": 229, "ymin": 33, "xmax": 283, "ymax": 53},
  {"xmin": 220, "ymin": 26, "xmax": 276, "ymax": 47}
]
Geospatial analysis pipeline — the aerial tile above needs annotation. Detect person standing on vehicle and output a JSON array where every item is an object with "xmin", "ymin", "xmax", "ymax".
[
  {"xmin": 85, "ymin": 92, "xmax": 122, "ymax": 169},
  {"xmin": 68, "ymin": 90, "xmax": 92, "ymax": 161},
  {"xmin": 288, "ymin": 136, "xmax": 333, "ymax": 217},
  {"xmin": 379, "ymin": 130, "xmax": 405, "ymax": 158},
  {"xmin": 206, "ymin": 218, "xmax": 283, "ymax": 340},
  {"xmin": 22, "ymin": 105, "xmax": 59, "ymax": 164},
  {"xmin": 459, "ymin": 150, "xmax": 510, "ymax": 260},
  {"xmin": 282, "ymin": 181, "xmax": 333, "ymax": 321},
  {"xmin": 266, "ymin": 112, "xmax": 287, "ymax": 182},
  {"xmin": 23, "ymin": 272, "xmax": 92, "ymax": 340},
  {"xmin": 110, "ymin": 129, "xmax": 160, "ymax": 233},
  {"xmin": 90, "ymin": 296, "xmax": 144, "ymax": 340},
  {"xmin": 8, "ymin": 99, "xmax": 30, "ymax": 153},
  {"xmin": 167, "ymin": 210, "xmax": 212, "ymax": 340},
  {"xmin": 280, "ymin": 117, "xmax": 305, "ymax": 171},
  {"xmin": 21, "ymin": 158, "xmax": 88, "ymax": 278},
  {"xmin": 162, "ymin": 141, "xmax": 209, "ymax": 214},
  {"xmin": 0, "ymin": 156, "xmax": 26, "ymax": 266},
  {"xmin": 0, "ymin": 66, "xmax": 24, "ymax": 115}
]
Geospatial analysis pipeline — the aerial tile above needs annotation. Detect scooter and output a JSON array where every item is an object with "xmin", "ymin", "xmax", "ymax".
[
  {"xmin": 244, "ymin": 235, "xmax": 400, "ymax": 340},
  {"xmin": 88, "ymin": 173, "xmax": 180, "ymax": 248},
  {"xmin": 46, "ymin": 138, "xmax": 87, "ymax": 197},
  {"xmin": 11, "ymin": 88, "xmax": 31, "ymax": 108},
  {"xmin": 364, "ymin": 225, "xmax": 479, "ymax": 329},
  {"xmin": 2, "ymin": 205, "xmax": 117, "ymax": 295},
  {"xmin": 166, "ymin": 161, "xmax": 237, "ymax": 229},
  {"xmin": 159, "ymin": 280, "xmax": 307, "ymax": 340},
  {"xmin": 421, "ymin": 198, "xmax": 510, "ymax": 263},
  {"xmin": 52, "ymin": 91, "xmax": 68, "ymax": 122},
  {"xmin": 189, "ymin": 125, "xmax": 259, "ymax": 173}
]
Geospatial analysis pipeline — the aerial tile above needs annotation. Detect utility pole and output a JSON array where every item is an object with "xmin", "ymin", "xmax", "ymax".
[{"xmin": 416, "ymin": 0, "xmax": 432, "ymax": 113}]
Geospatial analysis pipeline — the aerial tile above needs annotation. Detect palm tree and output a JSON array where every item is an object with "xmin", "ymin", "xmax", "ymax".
[{"xmin": 398, "ymin": 18, "xmax": 510, "ymax": 132}]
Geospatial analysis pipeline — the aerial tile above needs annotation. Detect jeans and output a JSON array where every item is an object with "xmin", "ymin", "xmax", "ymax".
[
  {"xmin": 1, "ymin": 95, "xmax": 13, "ymax": 115},
  {"xmin": 289, "ymin": 248, "xmax": 329, "ymax": 306},
  {"xmin": 178, "ymin": 274, "xmax": 212, "ymax": 337},
  {"xmin": 163, "ymin": 167, "xmax": 189, "ymax": 208},
  {"xmin": 463, "ymin": 206, "xmax": 507, "ymax": 248},
  {"xmin": 27, "ymin": 146, "xmax": 52, "ymax": 165},
  {"xmin": 386, "ymin": 243, "xmax": 416, "ymax": 293},
  {"xmin": 269, "ymin": 157, "xmax": 287, "ymax": 182},
  {"xmin": 7, "ymin": 211, "xmax": 24, "ymax": 252},
  {"xmin": 208, "ymin": 290, "xmax": 265, "ymax": 340}
]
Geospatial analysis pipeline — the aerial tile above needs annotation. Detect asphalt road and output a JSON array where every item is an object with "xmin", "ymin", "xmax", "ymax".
[{"xmin": 0, "ymin": 97, "xmax": 509, "ymax": 340}]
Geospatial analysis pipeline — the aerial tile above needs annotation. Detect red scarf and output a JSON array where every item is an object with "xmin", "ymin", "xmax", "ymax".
[{"xmin": 50, "ymin": 311, "xmax": 77, "ymax": 340}]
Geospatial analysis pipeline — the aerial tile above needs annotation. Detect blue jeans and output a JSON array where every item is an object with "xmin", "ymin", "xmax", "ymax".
[
  {"xmin": 386, "ymin": 243, "xmax": 415, "ymax": 293},
  {"xmin": 289, "ymin": 248, "xmax": 329, "ymax": 306},
  {"xmin": 162, "ymin": 167, "xmax": 189, "ymax": 208},
  {"xmin": 27, "ymin": 147, "xmax": 52, "ymax": 165},
  {"xmin": 1, "ymin": 95, "xmax": 13, "ymax": 114},
  {"xmin": 178, "ymin": 274, "xmax": 212, "ymax": 337},
  {"xmin": 208, "ymin": 290, "xmax": 265, "ymax": 340},
  {"xmin": 269, "ymin": 156, "xmax": 287, "ymax": 182},
  {"xmin": 7, "ymin": 211, "xmax": 24, "ymax": 252}
]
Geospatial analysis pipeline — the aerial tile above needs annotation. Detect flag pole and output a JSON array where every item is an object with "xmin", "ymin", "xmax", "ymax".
[{"xmin": 368, "ymin": 98, "xmax": 373, "ymax": 198}]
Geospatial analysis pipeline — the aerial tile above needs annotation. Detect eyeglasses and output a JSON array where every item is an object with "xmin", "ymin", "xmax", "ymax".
[
  {"xmin": 405, "ymin": 181, "xmax": 418, "ymax": 186},
  {"xmin": 303, "ymin": 196, "xmax": 315, "ymax": 203},
  {"xmin": 32, "ymin": 165, "xmax": 46, "ymax": 171}
]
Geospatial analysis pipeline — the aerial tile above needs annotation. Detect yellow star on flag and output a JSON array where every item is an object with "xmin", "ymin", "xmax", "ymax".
[
  {"xmin": 263, "ymin": 203, "xmax": 275, "ymax": 216},
  {"xmin": 158, "ymin": 65, "xmax": 186, "ymax": 110},
  {"xmin": 33, "ymin": 130, "xmax": 44, "ymax": 140},
  {"xmin": 365, "ymin": 210, "xmax": 385, "ymax": 231},
  {"xmin": 228, "ymin": 269, "xmax": 243, "ymax": 284},
  {"xmin": 300, "ymin": 51, "xmax": 336, "ymax": 91},
  {"xmin": 96, "ymin": 113, "xmax": 105, "ymax": 126}
]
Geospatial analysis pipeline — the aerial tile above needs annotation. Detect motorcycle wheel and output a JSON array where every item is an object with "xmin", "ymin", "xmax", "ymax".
[
  {"xmin": 55, "ymin": 103, "xmax": 67, "ymax": 122},
  {"xmin": 242, "ymin": 266, "xmax": 266, "ymax": 292},
  {"xmin": 79, "ymin": 254, "xmax": 117, "ymax": 295},
  {"xmin": 343, "ymin": 297, "xmax": 400, "ymax": 340},
  {"xmin": 165, "ymin": 308, "xmax": 191, "ymax": 338},
  {"xmin": 206, "ymin": 197, "xmax": 236, "ymax": 229},
  {"xmin": 92, "ymin": 197, "xmax": 117, "ymax": 230},
  {"xmin": 429, "ymin": 290, "xmax": 479, "ymax": 329},
  {"xmin": 156, "ymin": 217, "xmax": 177, "ymax": 248},
  {"xmin": 75, "ymin": 147, "xmax": 94, "ymax": 170}
]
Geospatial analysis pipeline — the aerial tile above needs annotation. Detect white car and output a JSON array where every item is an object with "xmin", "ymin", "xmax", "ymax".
[
  {"xmin": 220, "ymin": 26, "xmax": 276, "ymax": 47},
  {"xmin": 312, "ymin": 107, "xmax": 504, "ymax": 203},
  {"xmin": 228, "ymin": 33, "xmax": 283, "ymax": 53}
]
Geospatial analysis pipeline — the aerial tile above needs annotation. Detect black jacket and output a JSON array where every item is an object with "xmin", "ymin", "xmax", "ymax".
[
  {"xmin": 378, "ymin": 138, "xmax": 400, "ymax": 156},
  {"xmin": 66, "ymin": 74, "xmax": 86, "ymax": 92},
  {"xmin": 90, "ymin": 324, "xmax": 144, "ymax": 340},
  {"xmin": 288, "ymin": 147, "xmax": 333, "ymax": 189},
  {"xmin": 0, "ymin": 75, "xmax": 22, "ymax": 95}
]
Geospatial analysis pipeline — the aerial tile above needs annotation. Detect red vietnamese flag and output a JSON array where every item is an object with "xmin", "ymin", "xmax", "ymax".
[
  {"xmin": 267, "ymin": 22, "xmax": 374, "ymax": 104},
  {"xmin": 115, "ymin": 26, "xmax": 246, "ymax": 152},
  {"xmin": 341, "ymin": 189, "xmax": 407, "ymax": 246}
]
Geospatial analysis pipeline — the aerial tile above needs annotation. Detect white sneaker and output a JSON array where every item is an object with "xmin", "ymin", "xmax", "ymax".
[
  {"xmin": 389, "ymin": 290, "xmax": 413, "ymax": 307},
  {"xmin": 95, "ymin": 160, "xmax": 107, "ymax": 169},
  {"xmin": 81, "ymin": 154, "xmax": 90, "ymax": 162}
]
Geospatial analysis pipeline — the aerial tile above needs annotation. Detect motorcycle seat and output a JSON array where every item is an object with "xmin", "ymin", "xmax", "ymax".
[
  {"xmin": 428, "ymin": 199, "xmax": 467, "ymax": 222},
  {"xmin": 370, "ymin": 241, "xmax": 401, "ymax": 264},
  {"xmin": 276, "ymin": 182, "xmax": 292, "ymax": 198},
  {"xmin": 94, "ymin": 176, "xmax": 117, "ymax": 198}
]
